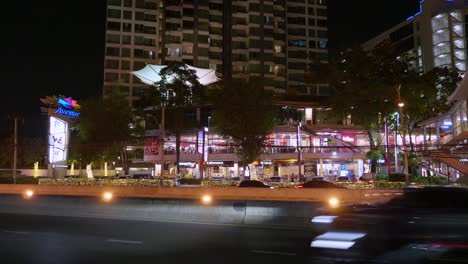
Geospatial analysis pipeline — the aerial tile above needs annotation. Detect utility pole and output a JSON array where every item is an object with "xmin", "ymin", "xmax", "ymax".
[
  {"xmin": 297, "ymin": 122, "xmax": 302, "ymax": 182},
  {"xmin": 396, "ymin": 85, "xmax": 409, "ymax": 185},
  {"xmin": 12, "ymin": 117, "xmax": 18, "ymax": 184},
  {"xmin": 159, "ymin": 102, "xmax": 165, "ymax": 185}
]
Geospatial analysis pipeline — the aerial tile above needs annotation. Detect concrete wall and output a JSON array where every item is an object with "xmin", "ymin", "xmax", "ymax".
[
  {"xmin": 0, "ymin": 185, "xmax": 403, "ymax": 228},
  {"xmin": 0, "ymin": 184, "xmax": 402, "ymax": 203},
  {"xmin": 0, "ymin": 194, "xmax": 322, "ymax": 228}
]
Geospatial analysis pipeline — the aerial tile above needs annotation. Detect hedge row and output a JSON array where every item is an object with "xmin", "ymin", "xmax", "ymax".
[
  {"xmin": 201, "ymin": 181, "xmax": 238, "ymax": 187},
  {"xmin": 39, "ymin": 178, "xmax": 175, "ymax": 187},
  {"xmin": 0, "ymin": 176, "xmax": 43, "ymax": 184}
]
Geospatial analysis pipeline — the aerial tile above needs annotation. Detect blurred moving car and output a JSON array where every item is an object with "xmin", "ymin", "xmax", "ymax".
[
  {"xmin": 296, "ymin": 180, "xmax": 346, "ymax": 188},
  {"xmin": 237, "ymin": 180, "xmax": 274, "ymax": 188},
  {"xmin": 309, "ymin": 186, "xmax": 468, "ymax": 263},
  {"xmin": 210, "ymin": 176, "xmax": 225, "ymax": 181},
  {"xmin": 312, "ymin": 176, "xmax": 325, "ymax": 181},
  {"xmin": 228, "ymin": 176, "xmax": 240, "ymax": 181}
]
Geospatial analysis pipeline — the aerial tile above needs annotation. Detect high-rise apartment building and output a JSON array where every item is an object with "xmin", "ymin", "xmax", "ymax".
[
  {"xmin": 104, "ymin": 0, "xmax": 328, "ymax": 105},
  {"xmin": 362, "ymin": 0, "xmax": 468, "ymax": 74}
]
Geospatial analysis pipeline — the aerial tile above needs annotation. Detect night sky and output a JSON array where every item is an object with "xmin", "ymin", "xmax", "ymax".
[{"xmin": 0, "ymin": 0, "xmax": 420, "ymax": 138}]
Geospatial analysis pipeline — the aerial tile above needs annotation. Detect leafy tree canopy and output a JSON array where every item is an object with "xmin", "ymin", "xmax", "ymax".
[{"xmin": 210, "ymin": 77, "xmax": 277, "ymax": 164}]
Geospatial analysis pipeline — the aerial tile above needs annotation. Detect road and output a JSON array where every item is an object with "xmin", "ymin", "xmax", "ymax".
[
  {"xmin": 0, "ymin": 213, "xmax": 317, "ymax": 264},
  {"xmin": 1, "ymin": 213, "xmax": 467, "ymax": 264}
]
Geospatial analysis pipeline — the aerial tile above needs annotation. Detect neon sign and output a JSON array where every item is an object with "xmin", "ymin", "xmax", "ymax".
[{"xmin": 55, "ymin": 97, "xmax": 80, "ymax": 117}]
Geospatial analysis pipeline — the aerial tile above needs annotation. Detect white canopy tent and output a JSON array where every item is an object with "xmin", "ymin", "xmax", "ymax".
[{"xmin": 132, "ymin": 63, "xmax": 221, "ymax": 86}]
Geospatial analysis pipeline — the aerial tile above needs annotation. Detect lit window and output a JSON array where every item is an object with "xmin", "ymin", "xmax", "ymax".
[{"xmin": 274, "ymin": 44, "xmax": 282, "ymax": 53}]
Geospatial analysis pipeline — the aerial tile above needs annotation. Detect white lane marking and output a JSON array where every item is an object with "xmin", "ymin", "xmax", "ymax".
[
  {"xmin": 3, "ymin": 230, "xmax": 30, "ymax": 235},
  {"xmin": 251, "ymin": 250, "xmax": 296, "ymax": 256},
  {"xmin": 106, "ymin": 239, "xmax": 143, "ymax": 244}
]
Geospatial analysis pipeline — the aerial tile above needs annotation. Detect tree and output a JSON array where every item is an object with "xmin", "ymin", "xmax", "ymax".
[
  {"xmin": 210, "ymin": 77, "xmax": 277, "ymax": 165},
  {"xmin": 151, "ymin": 62, "xmax": 204, "ymax": 174},
  {"xmin": 307, "ymin": 43, "xmax": 410, "ymax": 173},
  {"xmin": 76, "ymin": 94, "xmax": 137, "ymax": 174},
  {"xmin": 401, "ymin": 66, "xmax": 461, "ymax": 151}
]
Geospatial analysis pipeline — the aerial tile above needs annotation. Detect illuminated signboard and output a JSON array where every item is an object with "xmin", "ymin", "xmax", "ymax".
[
  {"xmin": 48, "ymin": 116, "xmax": 68, "ymax": 163},
  {"xmin": 55, "ymin": 97, "xmax": 80, "ymax": 118}
]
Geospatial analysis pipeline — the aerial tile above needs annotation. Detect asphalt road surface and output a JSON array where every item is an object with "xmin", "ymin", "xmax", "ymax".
[
  {"xmin": 0, "ymin": 213, "xmax": 317, "ymax": 264},
  {"xmin": 0, "ymin": 213, "xmax": 467, "ymax": 264}
]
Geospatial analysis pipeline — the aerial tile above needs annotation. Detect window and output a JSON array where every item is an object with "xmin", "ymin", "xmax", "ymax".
[
  {"xmin": 123, "ymin": 11, "xmax": 132, "ymax": 20},
  {"xmin": 274, "ymin": 44, "xmax": 282, "ymax": 53},
  {"xmin": 107, "ymin": 22, "xmax": 120, "ymax": 31},
  {"xmin": 168, "ymin": 47, "xmax": 181, "ymax": 57},
  {"xmin": 133, "ymin": 61, "xmax": 146, "ymax": 70},
  {"xmin": 182, "ymin": 46, "xmax": 193, "ymax": 54},
  {"xmin": 319, "ymin": 39, "xmax": 328, "ymax": 49},
  {"xmin": 123, "ymin": 0, "xmax": 132, "ymax": 7},
  {"xmin": 198, "ymin": 48, "xmax": 209, "ymax": 57},
  {"xmin": 135, "ymin": 12, "xmax": 145, "ymax": 21},
  {"xmin": 135, "ymin": 0, "xmax": 145, "ymax": 8},
  {"xmin": 317, "ymin": 19, "xmax": 327, "ymax": 27},
  {"xmin": 135, "ymin": 24, "xmax": 145, "ymax": 33},
  {"xmin": 123, "ymin": 23, "xmax": 132, "ymax": 32},
  {"xmin": 106, "ymin": 47, "xmax": 120, "ymax": 56},
  {"xmin": 183, "ymin": 20, "xmax": 194, "ymax": 29},
  {"xmin": 105, "ymin": 72, "xmax": 119, "ymax": 82},
  {"xmin": 121, "ymin": 48, "xmax": 131, "ymax": 57},
  {"xmin": 108, "ymin": 0, "xmax": 121, "ymax": 6},
  {"xmin": 105, "ymin": 59, "xmax": 119, "ymax": 69},
  {"xmin": 288, "ymin": 40, "xmax": 306, "ymax": 47},
  {"xmin": 287, "ymin": 17, "xmax": 305, "ymax": 25},
  {"xmin": 122, "ymin": 35, "xmax": 131, "ymax": 44},
  {"xmin": 121, "ymin": 60, "xmax": 130, "ymax": 70},
  {"xmin": 316, "ymin": 8, "xmax": 327, "ymax": 17},
  {"xmin": 107, "ymin": 34, "xmax": 120, "ymax": 44},
  {"xmin": 107, "ymin": 9, "xmax": 121, "ymax": 19}
]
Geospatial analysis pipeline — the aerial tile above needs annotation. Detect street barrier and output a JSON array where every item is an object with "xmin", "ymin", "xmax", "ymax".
[{"xmin": 0, "ymin": 185, "xmax": 402, "ymax": 228}]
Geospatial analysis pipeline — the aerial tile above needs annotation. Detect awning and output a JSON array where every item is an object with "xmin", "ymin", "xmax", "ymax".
[{"xmin": 132, "ymin": 64, "xmax": 221, "ymax": 86}]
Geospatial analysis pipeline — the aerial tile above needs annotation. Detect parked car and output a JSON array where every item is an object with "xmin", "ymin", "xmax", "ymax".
[
  {"xmin": 267, "ymin": 176, "xmax": 282, "ymax": 182},
  {"xmin": 131, "ymin": 173, "xmax": 154, "ymax": 179},
  {"xmin": 228, "ymin": 176, "xmax": 240, "ymax": 181},
  {"xmin": 296, "ymin": 180, "xmax": 346, "ymax": 188},
  {"xmin": 336, "ymin": 176, "xmax": 351, "ymax": 182},
  {"xmin": 237, "ymin": 180, "xmax": 274, "ymax": 188},
  {"xmin": 210, "ymin": 176, "xmax": 225, "ymax": 181},
  {"xmin": 309, "ymin": 185, "xmax": 468, "ymax": 263}
]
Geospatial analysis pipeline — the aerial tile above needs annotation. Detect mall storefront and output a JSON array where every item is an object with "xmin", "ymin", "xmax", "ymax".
[{"xmin": 143, "ymin": 125, "xmax": 368, "ymax": 180}]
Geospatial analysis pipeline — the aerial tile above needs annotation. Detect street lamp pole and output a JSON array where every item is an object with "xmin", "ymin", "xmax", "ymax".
[
  {"xmin": 297, "ymin": 122, "xmax": 302, "ymax": 182},
  {"xmin": 397, "ymin": 84, "xmax": 409, "ymax": 185}
]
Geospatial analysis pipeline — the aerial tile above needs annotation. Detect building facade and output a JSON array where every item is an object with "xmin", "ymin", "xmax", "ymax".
[
  {"xmin": 362, "ymin": 0, "xmax": 468, "ymax": 74},
  {"xmin": 104, "ymin": 0, "xmax": 329, "ymax": 106}
]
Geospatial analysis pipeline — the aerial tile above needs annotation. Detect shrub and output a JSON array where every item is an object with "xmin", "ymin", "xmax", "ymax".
[
  {"xmin": 0, "ymin": 175, "xmax": 40, "ymax": 184},
  {"xmin": 39, "ymin": 178, "xmax": 175, "ymax": 187},
  {"xmin": 375, "ymin": 180, "xmax": 406, "ymax": 189},
  {"xmin": 201, "ymin": 181, "xmax": 238, "ymax": 187},
  {"xmin": 388, "ymin": 173, "xmax": 406, "ymax": 182},
  {"xmin": 267, "ymin": 182, "xmax": 300, "ymax": 188},
  {"xmin": 409, "ymin": 176, "xmax": 448, "ymax": 185},
  {"xmin": 336, "ymin": 182, "xmax": 375, "ymax": 189},
  {"xmin": 178, "ymin": 178, "xmax": 202, "ymax": 185},
  {"xmin": 376, "ymin": 174, "xmax": 388, "ymax": 181},
  {"xmin": 455, "ymin": 177, "xmax": 468, "ymax": 186}
]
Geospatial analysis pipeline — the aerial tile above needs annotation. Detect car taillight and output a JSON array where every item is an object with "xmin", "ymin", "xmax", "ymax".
[
  {"xmin": 236, "ymin": 183, "xmax": 240, "ymax": 187},
  {"xmin": 297, "ymin": 185, "xmax": 303, "ymax": 188},
  {"xmin": 368, "ymin": 180, "xmax": 374, "ymax": 183}
]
